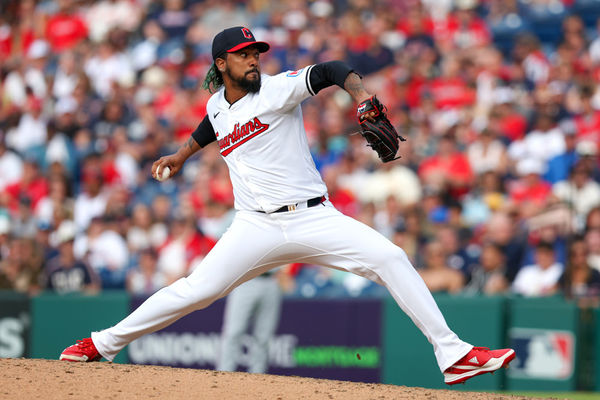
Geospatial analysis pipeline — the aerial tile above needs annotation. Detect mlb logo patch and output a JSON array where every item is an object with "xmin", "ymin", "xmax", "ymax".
[
  {"xmin": 508, "ymin": 328, "xmax": 574, "ymax": 380},
  {"xmin": 357, "ymin": 104, "xmax": 367, "ymax": 114},
  {"xmin": 286, "ymin": 69, "xmax": 303, "ymax": 77}
]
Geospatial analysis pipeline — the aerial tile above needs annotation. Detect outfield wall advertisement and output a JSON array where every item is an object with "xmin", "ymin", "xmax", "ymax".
[
  {"xmin": 127, "ymin": 297, "xmax": 382, "ymax": 383},
  {"xmin": 506, "ymin": 297, "xmax": 579, "ymax": 391},
  {"xmin": 0, "ymin": 291, "xmax": 29, "ymax": 359}
]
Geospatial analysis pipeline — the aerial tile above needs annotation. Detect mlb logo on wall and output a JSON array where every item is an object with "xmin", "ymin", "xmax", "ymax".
[{"xmin": 508, "ymin": 328, "xmax": 574, "ymax": 380}]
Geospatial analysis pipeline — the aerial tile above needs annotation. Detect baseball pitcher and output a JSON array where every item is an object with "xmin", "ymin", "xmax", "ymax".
[{"xmin": 60, "ymin": 26, "xmax": 514, "ymax": 385}]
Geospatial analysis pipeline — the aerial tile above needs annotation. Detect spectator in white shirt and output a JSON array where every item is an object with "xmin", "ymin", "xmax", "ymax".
[
  {"xmin": 85, "ymin": 0, "xmax": 142, "ymax": 43},
  {"xmin": 508, "ymin": 113, "xmax": 566, "ymax": 168},
  {"xmin": 467, "ymin": 128, "xmax": 509, "ymax": 176},
  {"xmin": 3, "ymin": 40, "xmax": 49, "ymax": 107},
  {"xmin": 0, "ymin": 133, "xmax": 24, "ymax": 192},
  {"xmin": 553, "ymin": 161, "xmax": 600, "ymax": 228},
  {"xmin": 74, "ymin": 217, "xmax": 130, "ymax": 289},
  {"xmin": 6, "ymin": 96, "xmax": 47, "ymax": 155},
  {"xmin": 52, "ymin": 51, "xmax": 80, "ymax": 100},
  {"xmin": 84, "ymin": 39, "xmax": 134, "ymax": 99},
  {"xmin": 512, "ymin": 241, "xmax": 563, "ymax": 296},
  {"xmin": 74, "ymin": 158, "xmax": 108, "ymax": 232}
]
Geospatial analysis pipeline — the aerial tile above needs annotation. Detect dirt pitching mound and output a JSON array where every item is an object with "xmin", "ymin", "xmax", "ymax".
[{"xmin": 0, "ymin": 358, "xmax": 550, "ymax": 400}]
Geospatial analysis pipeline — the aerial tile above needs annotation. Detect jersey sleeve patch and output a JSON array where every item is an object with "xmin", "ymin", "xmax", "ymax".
[
  {"xmin": 286, "ymin": 68, "xmax": 304, "ymax": 77},
  {"xmin": 285, "ymin": 66, "xmax": 315, "ymax": 95}
]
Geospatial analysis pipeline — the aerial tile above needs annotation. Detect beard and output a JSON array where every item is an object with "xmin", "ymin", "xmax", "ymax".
[{"xmin": 228, "ymin": 68, "xmax": 261, "ymax": 93}]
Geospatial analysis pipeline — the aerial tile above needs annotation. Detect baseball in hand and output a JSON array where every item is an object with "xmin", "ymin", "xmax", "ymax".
[{"xmin": 156, "ymin": 166, "xmax": 171, "ymax": 182}]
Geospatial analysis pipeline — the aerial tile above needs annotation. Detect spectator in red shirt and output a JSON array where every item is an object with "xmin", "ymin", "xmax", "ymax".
[
  {"xmin": 208, "ymin": 162, "xmax": 235, "ymax": 209},
  {"xmin": 342, "ymin": 11, "xmax": 372, "ymax": 54},
  {"xmin": 436, "ymin": 0, "xmax": 491, "ymax": 51},
  {"xmin": 322, "ymin": 165, "xmax": 359, "ymax": 218},
  {"xmin": 44, "ymin": 0, "xmax": 88, "ymax": 53},
  {"xmin": 574, "ymin": 85, "xmax": 600, "ymax": 144},
  {"xmin": 397, "ymin": 1, "xmax": 434, "ymax": 37},
  {"xmin": 508, "ymin": 158, "xmax": 552, "ymax": 217},
  {"xmin": 428, "ymin": 56, "xmax": 475, "ymax": 110},
  {"xmin": 0, "ymin": 15, "xmax": 11, "ymax": 60},
  {"xmin": 157, "ymin": 214, "xmax": 216, "ymax": 284},
  {"xmin": 5, "ymin": 159, "xmax": 49, "ymax": 213},
  {"xmin": 419, "ymin": 132, "xmax": 474, "ymax": 198},
  {"xmin": 0, "ymin": 0, "xmax": 39, "ymax": 60},
  {"xmin": 489, "ymin": 102, "xmax": 528, "ymax": 143}
]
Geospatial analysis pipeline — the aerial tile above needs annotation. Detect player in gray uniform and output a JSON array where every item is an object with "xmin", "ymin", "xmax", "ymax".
[
  {"xmin": 60, "ymin": 26, "xmax": 515, "ymax": 385},
  {"xmin": 217, "ymin": 269, "xmax": 283, "ymax": 373}
]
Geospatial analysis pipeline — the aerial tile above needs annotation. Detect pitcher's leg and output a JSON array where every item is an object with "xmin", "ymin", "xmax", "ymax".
[
  {"xmin": 287, "ymin": 205, "xmax": 472, "ymax": 372},
  {"xmin": 367, "ymin": 246, "xmax": 472, "ymax": 372},
  {"xmin": 217, "ymin": 282, "xmax": 257, "ymax": 371},
  {"xmin": 92, "ymin": 274, "xmax": 220, "ymax": 361},
  {"xmin": 92, "ymin": 212, "xmax": 286, "ymax": 361}
]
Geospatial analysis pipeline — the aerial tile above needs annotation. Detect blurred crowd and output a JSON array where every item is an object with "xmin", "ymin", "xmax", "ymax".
[{"xmin": 2, "ymin": 0, "xmax": 600, "ymax": 307}]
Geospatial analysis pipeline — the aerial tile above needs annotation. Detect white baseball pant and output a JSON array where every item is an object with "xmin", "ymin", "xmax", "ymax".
[{"xmin": 92, "ymin": 201, "xmax": 472, "ymax": 372}]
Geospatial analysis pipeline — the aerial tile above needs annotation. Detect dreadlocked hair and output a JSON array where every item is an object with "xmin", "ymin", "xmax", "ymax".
[{"xmin": 202, "ymin": 63, "xmax": 224, "ymax": 94}]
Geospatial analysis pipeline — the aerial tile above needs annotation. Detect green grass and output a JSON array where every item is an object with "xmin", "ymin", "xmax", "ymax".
[{"xmin": 503, "ymin": 392, "xmax": 600, "ymax": 400}]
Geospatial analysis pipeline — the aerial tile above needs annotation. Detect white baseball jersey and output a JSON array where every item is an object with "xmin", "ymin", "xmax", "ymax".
[{"xmin": 205, "ymin": 66, "xmax": 327, "ymax": 213}]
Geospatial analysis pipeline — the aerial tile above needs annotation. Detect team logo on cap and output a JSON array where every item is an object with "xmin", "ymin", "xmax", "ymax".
[{"xmin": 241, "ymin": 27, "xmax": 253, "ymax": 39}]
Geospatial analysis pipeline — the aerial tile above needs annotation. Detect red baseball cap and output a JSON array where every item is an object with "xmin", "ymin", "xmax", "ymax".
[{"xmin": 211, "ymin": 26, "xmax": 270, "ymax": 61}]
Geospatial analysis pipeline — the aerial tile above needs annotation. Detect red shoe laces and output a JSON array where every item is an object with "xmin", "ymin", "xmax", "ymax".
[{"xmin": 472, "ymin": 347, "xmax": 490, "ymax": 352}]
